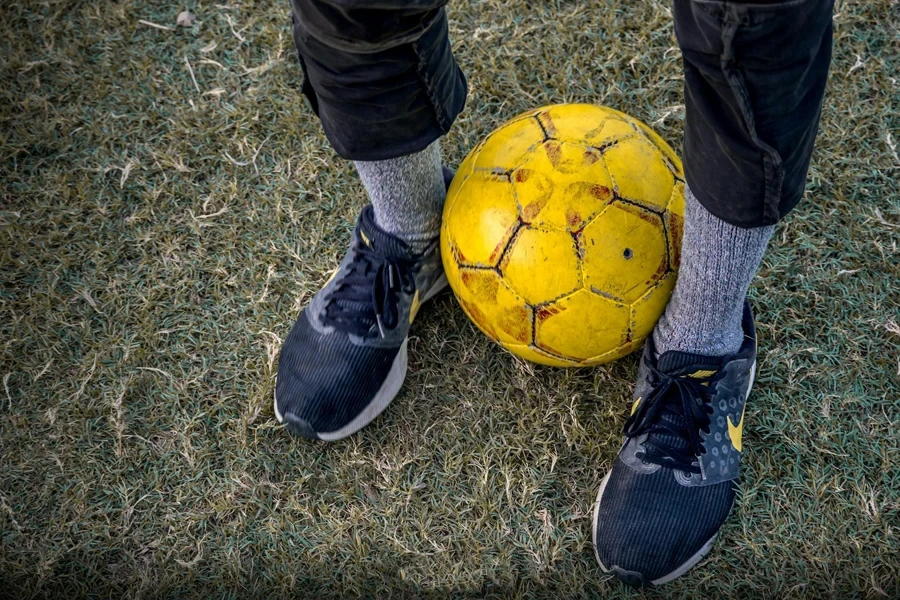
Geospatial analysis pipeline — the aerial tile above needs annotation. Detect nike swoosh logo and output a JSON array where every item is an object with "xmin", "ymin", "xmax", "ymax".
[
  {"xmin": 409, "ymin": 289, "xmax": 421, "ymax": 324},
  {"xmin": 728, "ymin": 403, "xmax": 746, "ymax": 453}
]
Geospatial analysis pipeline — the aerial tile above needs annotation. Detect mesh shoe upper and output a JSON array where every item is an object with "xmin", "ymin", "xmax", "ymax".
[
  {"xmin": 594, "ymin": 460, "xmax": 737, "ymax": 583},
  {"xmin": 277, "ymin": 311, "xmax": 403, "ymax": 435},
  {"xmin": 274, "ymin": 205, "xmax": 445, "ymax": 438},
  {"xmin": 594, "ymin": 302, "xmax": 757, "ymax": 585}
]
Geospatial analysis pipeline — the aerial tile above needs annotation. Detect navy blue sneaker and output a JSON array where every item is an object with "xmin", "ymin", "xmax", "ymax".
[
  {"xmin": 592, "ymin": 302, "xmax": 757, "ymax": 586},
  {"xmin": 274, "ymin": 204, "xmax": 448, "ymax": 440}
]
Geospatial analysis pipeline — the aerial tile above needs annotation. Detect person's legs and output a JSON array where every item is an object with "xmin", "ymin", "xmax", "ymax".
[
  {"xmin": 594, "ymin": 0, "xmax": 834, "ymax": 586},
  {"xmin": 653, "ymin": 188, "xmax": 774, "ymax": 356},
  {"xmin": 355, "ymin": 140, "xmax": 446, "ymax": 253},
  {"xmin": 275, "ymin": 0, "xmax": 466, "ymax": 439},
  {"xmin": 654, "ymin": 0, "xmax": 833, "ymax": 357},
  {"xmin": 290, "ymin": 0, "xmax": 465, "ymax": 251}
]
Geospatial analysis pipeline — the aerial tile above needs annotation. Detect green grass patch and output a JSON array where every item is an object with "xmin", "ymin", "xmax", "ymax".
[{"xmin": 1, "ymin": 0, "xmax": 898, "ymax": 597}]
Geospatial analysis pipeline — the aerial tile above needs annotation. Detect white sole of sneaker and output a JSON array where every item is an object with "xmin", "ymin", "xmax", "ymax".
[
  {"xmin": 591, "ymin": 360, "xmax": 756, "ymax": 586},
  {"xmin": 274, "ymin": 274, "xmax": 449, "ymax": 440}
]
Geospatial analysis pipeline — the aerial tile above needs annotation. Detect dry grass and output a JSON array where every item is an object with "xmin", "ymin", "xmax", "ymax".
[{"xmin": 1, "ymin": 0, "xmax": 898, "ymax": 598}]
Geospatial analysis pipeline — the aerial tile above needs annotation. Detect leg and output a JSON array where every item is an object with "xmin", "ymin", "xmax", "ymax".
[
  {"xmin": 290, "ymin": 0, "xmax": 466, "ymax": 160},
  {"xmin": 291, "ymin": 0, "xmax": 466, "ymax": 252},
  {"xmin": 275, "ymin": 0, "xmax": 466, "ymax": 439},
  {"xmin": 654, "ymin": 0, "xmax": 834, "ymax": 356},
  {"xmin": 594, "ymin": 0, "xmax": 834, "ymax": 586}
]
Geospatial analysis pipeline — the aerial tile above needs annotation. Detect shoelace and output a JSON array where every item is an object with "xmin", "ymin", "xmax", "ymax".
[
  {"xmin": 322, "ymin": 241, "xmax": 414, "ymax": 338},
  {"xmin": 623, "ymin": 355, "xmax": 719, "ymax": 475}
]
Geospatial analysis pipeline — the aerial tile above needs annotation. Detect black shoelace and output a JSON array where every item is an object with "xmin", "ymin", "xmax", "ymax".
[
  {"xmin": 322, "ymin": 243, "xmax": 414, "ymax": 338},
  {"xmin": 623, "ymin": 355, "xmax": 719, "ymax": 475}
]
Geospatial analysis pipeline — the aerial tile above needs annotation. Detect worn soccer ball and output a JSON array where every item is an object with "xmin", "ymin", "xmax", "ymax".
[{"xmin": 441, "ymin": 104, "xmax": 685, "ymax": 367}]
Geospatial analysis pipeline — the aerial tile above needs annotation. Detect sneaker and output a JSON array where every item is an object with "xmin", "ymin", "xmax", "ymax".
[
  {"xmin": 273, "ymin": 203, "xmax": 448, "ymax": 440},
  {"xmin": 592, "ymin": 301, "xmax": 758, "ymax": 586}
]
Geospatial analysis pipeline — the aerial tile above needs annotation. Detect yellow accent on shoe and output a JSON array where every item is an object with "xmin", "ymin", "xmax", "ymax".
[
  {"xmin": 409, "ymin": 289, "xmax": 421, "ymax": 324},
  {"xmin": 360, "ymin": 231, "xmax": 371, "ymax": 247},
  {"xmin": 728, "ymin": 406, "xmax": 746, "ymax": 452},
  {"xmin": 631, "ymin": 396, "xmax": 641, "ymax": 415},
  {"xmin": 687, "ymin": 369, "xmax": 717, "ymax": 379}
]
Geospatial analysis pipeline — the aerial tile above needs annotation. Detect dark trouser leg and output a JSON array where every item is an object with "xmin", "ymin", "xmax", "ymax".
[
  {"xmin": 655, "ymin": 0, "xmax": 833, "ymax": 356},
  {"xmin": 289, "ymin": 0, "xmax": 467, "ymax": 251},
  {"xmin": 275, "ymin": 2, "xmax": 466, "ymax": 441},
  {"xmin": 675, "ymin": 0, "xmax": 834, "ymax": 227},
  {"xmin": 289, "ymin": 0, "xmax": 467, "ymax": 161}
]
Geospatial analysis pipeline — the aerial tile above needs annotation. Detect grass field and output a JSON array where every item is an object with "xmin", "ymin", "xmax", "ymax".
[{"xmin": 1, "ymin": 0, "xmax": 899, "ymax": 598}]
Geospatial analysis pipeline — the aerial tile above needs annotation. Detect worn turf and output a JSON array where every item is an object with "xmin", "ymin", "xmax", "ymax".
[{"xmin": 1, "ymin": 0, "xmax": 898, "ymax": 598}]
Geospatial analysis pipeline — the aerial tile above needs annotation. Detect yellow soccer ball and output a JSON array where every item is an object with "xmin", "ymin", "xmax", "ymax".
[{"xmin": 441, "ymin": 104, "xmax": 685, "ymax": 367}]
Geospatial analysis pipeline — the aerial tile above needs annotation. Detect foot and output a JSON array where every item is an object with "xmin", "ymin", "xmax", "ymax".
[
  {"xmin": 273, "ymin": 204, "xmax": 448, "ymax": 440},
  {"xmin": 592, "ymin": 302, "xmax": 757, "ymax": 586}
]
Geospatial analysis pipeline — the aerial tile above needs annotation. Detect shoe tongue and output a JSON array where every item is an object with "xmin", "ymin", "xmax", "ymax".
[
  {"xmin": 644, "ymin": 350, "xmax": 724, "ymax": 462},
  {"xmin": 328, "ymin": 206, "xmax": 412, "ymax": 335},
  {"xmin": 656, "ymin": 349, "xmax": 725, "ymax": 377},
  {"xmin": 357, "ymin": 206, "xmax": 414, "ymax": 259}
]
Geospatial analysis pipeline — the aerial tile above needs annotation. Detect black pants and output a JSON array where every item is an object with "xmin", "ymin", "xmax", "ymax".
[{"xmin": 290, "ymin": 0, "xmax": 833, "ymax": 228}]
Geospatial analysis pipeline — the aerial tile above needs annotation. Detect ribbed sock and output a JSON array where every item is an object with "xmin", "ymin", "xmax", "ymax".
[
  {"xmin": 353, "ymin": 141, "xmax": 445, "ymax": 254},
  {"xmin": 653, "ymin": 186, "xmax": 775, "ymax": 357}
]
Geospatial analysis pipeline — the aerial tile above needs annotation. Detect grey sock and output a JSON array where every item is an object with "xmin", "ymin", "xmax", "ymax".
[
  {"xmin": 653, "ymin": 186, "xmax": 775, "ymax": 357},
  {"xmin": 353, "ymin": 140, "xmax": 445, "ymax": 254}
]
